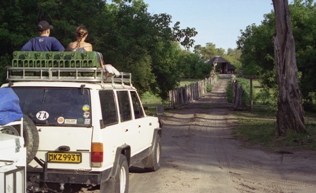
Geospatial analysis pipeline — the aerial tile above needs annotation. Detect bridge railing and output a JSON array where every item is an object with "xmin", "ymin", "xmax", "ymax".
[{"xmin": 168, "ymin": 75, "xmax": 217, "ymax": 108}]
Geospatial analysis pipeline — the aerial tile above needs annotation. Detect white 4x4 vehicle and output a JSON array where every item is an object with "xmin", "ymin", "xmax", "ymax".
[{"xmin": 2, "ymin": 51, "xmax": 162, "ymax": 193}]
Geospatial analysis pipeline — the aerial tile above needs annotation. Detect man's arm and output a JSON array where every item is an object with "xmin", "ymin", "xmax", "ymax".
[
  {"xmin": 51, "ymin": 38, "xmax": 65, "ymax": 51},
  {"xmin": 21, "ymin": 40, "xmax": 33, "ymax": 51}
]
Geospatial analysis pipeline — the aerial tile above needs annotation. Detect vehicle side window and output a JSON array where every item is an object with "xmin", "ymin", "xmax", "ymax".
[
  {"xmin": 131, "ymin": 91, "xmax": 144, "ymax": 119},
  {"xmin": 117, "ymin": 91, "xmax": 132, "ymax": 122},
  {"xmin": 99, "ymin": 90, "xmax": 118, "ymax": 126}
]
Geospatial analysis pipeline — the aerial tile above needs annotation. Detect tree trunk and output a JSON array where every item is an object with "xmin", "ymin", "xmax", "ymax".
[{"xmin": 272, "ymin": 0, "xmax": 306, "ymax": 136}]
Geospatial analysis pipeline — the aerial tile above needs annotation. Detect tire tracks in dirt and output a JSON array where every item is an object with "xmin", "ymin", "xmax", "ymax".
[{"xmin": 129, "ymin": 76, "xmax": 316, "ymax": 193}]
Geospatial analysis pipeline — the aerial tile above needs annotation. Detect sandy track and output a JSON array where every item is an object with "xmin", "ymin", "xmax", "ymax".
[{"xmin": 129, "ymin": 77, "xmax": 316, "ymax": 193}]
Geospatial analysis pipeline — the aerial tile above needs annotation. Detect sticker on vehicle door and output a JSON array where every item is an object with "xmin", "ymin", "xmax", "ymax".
[{"xmin": 36, "ymin": 111, "xmax": 49, "ymax": 120}]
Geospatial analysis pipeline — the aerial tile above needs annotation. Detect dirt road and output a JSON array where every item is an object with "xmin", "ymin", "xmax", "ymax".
[{"xmin": 129, "ymin": 77, "xmax": 316, "ymax": 193}]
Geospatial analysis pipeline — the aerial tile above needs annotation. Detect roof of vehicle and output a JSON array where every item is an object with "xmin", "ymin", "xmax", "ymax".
[{"xmin": 6, "ymin": 51, "xmax": 133, "ymax": 87}]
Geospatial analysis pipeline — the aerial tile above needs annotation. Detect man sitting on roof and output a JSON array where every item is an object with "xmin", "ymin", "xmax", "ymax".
[{"xmin": 21, "ymin": 20, "xmax": 65, "ymax": 51}]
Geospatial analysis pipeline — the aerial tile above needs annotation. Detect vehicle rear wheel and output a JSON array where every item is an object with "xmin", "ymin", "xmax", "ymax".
[
  {"xmin": 101, "ymin": 154, "xmax": 129, "ymax": 193},
  {"xmin": 115, "ymin": 154, "xmax": 129, "ymax": 193},
  {"xmin": 142, "ymin": 134, "xmax": 161, "ymax": 171}
]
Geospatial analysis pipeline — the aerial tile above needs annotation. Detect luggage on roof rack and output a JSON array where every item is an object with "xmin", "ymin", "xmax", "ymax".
[{"xmin": 6, "ymin": 51, "xmax": 132, "ymax": 86}]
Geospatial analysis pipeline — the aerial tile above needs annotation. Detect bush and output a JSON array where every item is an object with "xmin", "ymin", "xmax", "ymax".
[
  {"xmin": 303, "ymin": 92, "xmax": 316, "ymax": 112},
  {"xmin": 206, "ymin": 82, "xmax": 212, "ymax": 92},
  {"xmin": 0, "ymin": 54, "xmax": 11, "ymax": 85},
  {"xmin": 254, "ymin": 87, "xmax": 278, "ymax": 112},
  {"xmin": 226, "ymin": 77, "xmax": 281, "ymax": 112},
  {"xmin": 226, "ymin": 80, "xmax": 233, "ymax": 103}
]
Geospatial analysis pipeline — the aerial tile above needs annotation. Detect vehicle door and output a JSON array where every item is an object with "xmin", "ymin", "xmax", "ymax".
[
  {"xmin": 99, "ymin": 90, "xmax": 125, "ymax": 167},
  {"xmin": 13, "ymin": 87, "xmax": 93, "ymax": 170},
  {"xmin": 130, "ymin": 91, "xmax": 152, "ymax": 150},
  {"xmin": 117, "ymin": 90, "xmax": 141, "ymax": 155}
]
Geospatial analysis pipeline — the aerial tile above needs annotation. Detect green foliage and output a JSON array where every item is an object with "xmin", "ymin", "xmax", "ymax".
[
  {"xmin": 141, "ymin": 91, "xmax": 169, "ymax": 116},
  {"xmin": 303, "ymin": 92, "xmax": 316, "ymax": 112},
  {"xmin": 0, "ymin": 0, "xmax": 199, "ymax": 100},
  {"xmin": 226, "ymin": 77, "xmax": 278, "ymax": 111},
  {"xmin": 237, "ymin": 1, "xmax": 316, "ymax": 112},
  {"xmin": 149, "ymin": 41, "xmax": 182, "ymax": 99},
  {"xmin": 201, "ymin": 103, "xmax": 212, "ymax": 109},
  {"xmin": 179, "ymin": 79, "xmax": 197, "ymax": 87},
  {"xmin": 235, "ymin": 78, "xmax": 253, "ymax": 106},
  {"xmin": 0, "ymin": 55, "xmax": 11, "ymax": 83},
  {"xmin": 0, "ymin": 0, "xmax": 38, "ymax": 55},
  {"xmin": 237, "ymin": 20, "xmax": 275, "ymax": 77},
  {"xmin": 254, "ymin": 86, "xmax": 278, "ymax": 112},
  {"xmin": 176, "ymin": 50, "xmax": 211, "ymax": 79},
  {"xmin": 141, "ymin": 92, "xmax": 163, "ymax": 105},
  {"xmin": 226, "ymin": 80, "xmax": 233, "ymax": 103},
  {"xmin": 206, "ymin": 82, "xmax": 212, "ymax": 92},
  {"xmin": 233, "ymin": 114, "xmax": 277, "ymax": 147},
  {"xmin": 194, "ymin": 43, "xmax": 218, "ymax": 62},
  {"xmin": 193, "ymin": 43, "xmax": 242, "ymax": 69}
]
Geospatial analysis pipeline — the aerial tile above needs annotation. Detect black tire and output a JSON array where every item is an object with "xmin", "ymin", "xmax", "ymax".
[
  {"xmin": 114, "ymin": 154, "xmax": 129, "ymax": 193},
  {"xmin": 142, "ymin": 134, "xmax": 161, "ymax": 172},
  {"xmin": 110, "ymin": 154, "xmax": 129, "ymax": 193},
  {"xmin": 23, "ymin": 115, "xmax": 39, "ymax": 164},
  {"xmin": 0, "ymin": 115, "xmax": 39, "ymax": 164},
  {"xmin": 101, "ymin": 154, "xmax": 129, "ymax": 193}
]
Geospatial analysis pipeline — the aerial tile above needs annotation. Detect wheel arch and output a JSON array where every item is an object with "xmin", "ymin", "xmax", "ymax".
[
  {"xmin": 111, "ymin": 145, "xmax": 131, "ymax": 177},
  {"xmin": 151, "ymin": 128, "xmax": 162, "ymax": 151}
]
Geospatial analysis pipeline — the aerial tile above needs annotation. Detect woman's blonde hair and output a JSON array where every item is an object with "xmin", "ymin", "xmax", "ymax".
[
  {"xmin": 76, "ymin": 26, "xmax": 88, "ymax": 37},
  {"xmin": 75, "ymin": 25, "xmax": 88, "ymax": 49}
]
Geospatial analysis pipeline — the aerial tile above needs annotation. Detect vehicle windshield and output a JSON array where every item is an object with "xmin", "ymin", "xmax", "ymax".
[{"xmin": 12, "ymin": 87, "xmax": 91, "ymax": 127}]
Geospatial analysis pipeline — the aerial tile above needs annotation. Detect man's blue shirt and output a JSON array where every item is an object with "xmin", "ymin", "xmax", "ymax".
[{"xmin": 21, "ymin": 36, "xmax": 65, "ymax": 51}]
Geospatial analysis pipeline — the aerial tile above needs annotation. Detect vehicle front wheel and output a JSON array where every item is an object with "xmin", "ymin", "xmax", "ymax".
[{"xmin": 142, "ymin": 134, "xmax": 161, "ymax": 172}]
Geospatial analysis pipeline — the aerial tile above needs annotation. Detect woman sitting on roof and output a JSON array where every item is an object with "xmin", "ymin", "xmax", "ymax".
[{"xmin": 66, "ymin": 26, "xmax": 92, "ymax": 52}]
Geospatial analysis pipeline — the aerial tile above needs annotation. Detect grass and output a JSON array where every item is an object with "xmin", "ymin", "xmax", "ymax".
[
  {"xmin": 179, "ymin": 79, "xmax": 199, "ymax": 87},
  {"xmin": 140, "ymin": 92, "xmax": 169, "ymax": 116},
  {"xmin": 232, "ymin": 106, "xmax": 316, "ymax": 151},
  {"xmin": 226, "ymin": 77, "xmax": 316, "ymax": 151},
  {"xmin": 201, "ymin": 103, "xmax": 213, "ymax": 109},
  {"xmin": 141, "ymin": 79, "xmax": 200, "ymax": 115},
  {"xmin": 252, "ymin": 79, "xmax": 261, "ymax": 87}
]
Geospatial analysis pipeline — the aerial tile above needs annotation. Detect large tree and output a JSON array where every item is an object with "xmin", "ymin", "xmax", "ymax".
[
  {"xmin": 272, "ymin": 0, "xmax": 306, "ymax": 135},
  {"xmin": 0, "ymin": 0, "xmax": 198, "ymax": 100}
]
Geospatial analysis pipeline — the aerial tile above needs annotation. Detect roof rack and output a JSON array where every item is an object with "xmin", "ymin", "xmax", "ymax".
[{"xmin": 6, "ymin": 51, "xmax": 132, "ymax": 86}]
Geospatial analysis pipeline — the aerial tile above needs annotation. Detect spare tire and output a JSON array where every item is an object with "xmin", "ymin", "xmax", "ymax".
[
  {"xmin": 23, "ymin": 115, "xmax": 39, "ymax": 164},
  {"xmin": 0, "ymin": 115, "xmax": 39, "ymax": 164}
]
